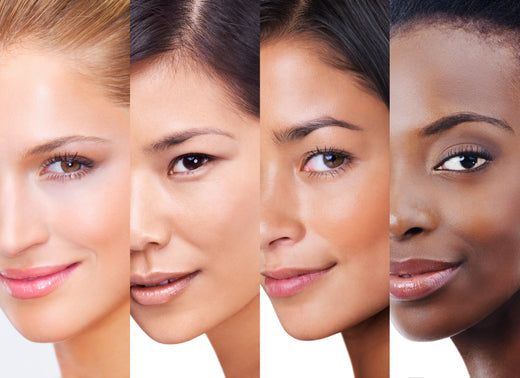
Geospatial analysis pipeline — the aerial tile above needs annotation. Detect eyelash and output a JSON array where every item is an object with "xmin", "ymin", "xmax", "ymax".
[
  {"xmin": 301, "ymin": 146, "xmax": 353, "ymax": 178},
  {"xmin": 167, "ymin": 153, "xmax": 216, "ymax": 176},
  {"xmin": 434, "ymin": 145, "xmax": 494, "ymax": 172},
  {"xmin": 40, "ymin": 153, "xmax": 95, "ymax": 181}
]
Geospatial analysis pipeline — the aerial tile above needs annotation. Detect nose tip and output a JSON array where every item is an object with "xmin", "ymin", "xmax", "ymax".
[{"xmin": 389, "ymin": 205, "xmax": 438, "ymax": 242}]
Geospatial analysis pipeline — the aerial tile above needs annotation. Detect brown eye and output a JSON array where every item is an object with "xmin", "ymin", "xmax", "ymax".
[
  {"xmin": 302, "ymin": 152, "xmax": 349, "ymax": 172},
  {"xmin": 61, "ymin": 160, "xmax": 82, "ymax": 172},
  {"xmin": 168, "ymin": 154, "xmax": 212, "ymax": 175}
]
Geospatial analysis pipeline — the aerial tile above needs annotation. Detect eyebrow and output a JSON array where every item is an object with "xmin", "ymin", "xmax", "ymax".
[
  {"xmin": 147, "ymin": 128, "xmax": 235, "ymax": 152},
  {"xmin": 272, "ymin": 117, "xmax": 362, "ymax": 145},
  {"xmin": 25, "ymin": 136, "xmax": 109, "ymax": 156},
  {"xmin": 420, "ymin": 112, "xmax": 514, "ymax": 136}
]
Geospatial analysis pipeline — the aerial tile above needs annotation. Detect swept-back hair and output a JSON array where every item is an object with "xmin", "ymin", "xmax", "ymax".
[{"xmin": 131, "ymin": 0, "xmax": 259, "ymax": 118}]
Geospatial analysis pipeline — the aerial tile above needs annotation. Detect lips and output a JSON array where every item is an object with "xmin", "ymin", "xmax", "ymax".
[
  {"xmin": 390, "ymin": 259, "xmax": 462, "ymax": 301},
  {"xmin": 0, "ymin": 263, "xmax": 80, "ymax": 299},
  {"xmin": 130, "ymin": 271, "xmax": 200, "ymax": 306},
  {"xmin": 262, "ymin": 264, "xmax": 336, "ymax": 298}
]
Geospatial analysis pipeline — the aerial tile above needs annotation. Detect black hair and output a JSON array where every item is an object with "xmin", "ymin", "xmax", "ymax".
[
  {"xmin": 391, "ymin": 0, "xmax": 520, "ymax": 41},
  {"xmin": 261, "ymin": 0, "xmax": 389, "ymax": 107},
  {"xmin": 131, "ymin": 0, "xmax": 259, "ymax": 118}
]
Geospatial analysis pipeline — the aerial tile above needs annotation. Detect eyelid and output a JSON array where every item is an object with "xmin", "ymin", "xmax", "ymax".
[
  {"xmin": 39, "ymin": 153, "xmax": 95, "ymax": 181},
  {"xmin": 301, "ymin": 146, "xmax": 353, "ymax": 178},
  {"xmin": 167, "ymin": 153, "xmax": 217, "ymax": 176},
  {"xmin": 434, "ymin": 144, "xmax": 493, "ymax": 172}
]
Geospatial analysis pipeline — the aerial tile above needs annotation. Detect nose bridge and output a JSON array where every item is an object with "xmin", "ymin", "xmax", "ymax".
[
  {"xmin": 390, "ymin": 165, "xmax": 438, "ymax": 240},
  {"xmin": 130, "ymin": 170, "xmax": 172, "ymax": 252},
  {"xmin": 0, "ymin": 174, "xmax": 49, "ymax": 257},
  {"xmin": 260, "ymin": 162, "xmax": 305, "ymax": 250}
]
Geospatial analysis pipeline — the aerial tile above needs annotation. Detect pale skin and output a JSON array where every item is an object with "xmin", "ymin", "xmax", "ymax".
[
  {"xmin": 260, "ymin": 39, "xmax": 389, "ymax": 377},
  {"xmin": 0, "ymin": 51, "xmax": 129, "ymax": 377},
  {"xmin": 130, "ymin": 60, "xmax": 259, "ymax": 377}
]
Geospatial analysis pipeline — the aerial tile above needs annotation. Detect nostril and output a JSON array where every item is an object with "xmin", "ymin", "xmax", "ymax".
[{"xmin": 404, "ymin": 227, "xmax": 423, "ymax": 238}]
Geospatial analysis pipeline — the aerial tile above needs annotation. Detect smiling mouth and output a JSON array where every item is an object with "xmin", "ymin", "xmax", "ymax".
[
  {"xmin": 262, "ymin": 264, "xmax": 336, "ymax": 298},
  {"xmin": 390, "ymin": 259, "xmax": 462, "ymax": 301},
  {"xmin": 0, "ymin": 263, "xmax": 80, "ymax": 299},
  {"xmin": 130, "ymin": 271, "xmax": 200, "ymax": 306}
]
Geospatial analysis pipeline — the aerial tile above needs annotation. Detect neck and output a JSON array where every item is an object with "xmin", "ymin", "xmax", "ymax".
[
  {"xmin": 54, "ymin": 299, "xmax": 130, "ymax": 378},
  {"xmin": 341, "ymin": 307, "xmax": 389, "ymax": 378},
  {"xmin": 452, "ymin": 291, "xmax": 520, "ymax": 378},
  {"xmin": 206, "ymin": 294, "xmax": 260, "ymax": 378}
]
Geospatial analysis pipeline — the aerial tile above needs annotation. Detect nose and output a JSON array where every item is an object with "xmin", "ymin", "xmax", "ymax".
[
  {"xmin": 0, "ymin": 176, "xmax": 49, "ymax": 257},
  {"xmin": 130, "ymin": 172, "xmax": 172, "ymax": 253},
  {"xmin": 260, "ymin": 165, "xmax": 305, "ymax": 251},
  {"xmin": 390, "ymin": 173, "xmax": 438, "ymax": 241}
]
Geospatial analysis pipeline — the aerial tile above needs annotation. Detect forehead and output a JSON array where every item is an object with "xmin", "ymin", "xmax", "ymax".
[
  {"xmin": 261, "ymin": 39, "xmax": 386, "ymax": 132},
  {"xmin": 390, "ymin": 26, "xmax": 520, "ymax": 134}
]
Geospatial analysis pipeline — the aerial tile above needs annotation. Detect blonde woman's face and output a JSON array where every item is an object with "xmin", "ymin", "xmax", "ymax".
[
  {"xmin": 260, "ymin": 40, "xmax": 389, "ymax": 340},
  {"xmin": 130, "ymin": 62, "xmax": 259, "ymax": 343},
  {"xmin": 0, "ymin": 52, "xmax": 130, "ymax": 342}
]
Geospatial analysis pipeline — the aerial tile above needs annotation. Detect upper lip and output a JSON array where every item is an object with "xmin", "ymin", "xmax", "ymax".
[
  {"xmin": 0, "ymin": 263, "xmax": 78, "ymax": 280},
  {"xmin": 261, "ymin": 263, "xmax": 336, "ymax": 280},
  {"xmin": 130, "ymin": 271, "xmax": 199, "ymax": 286},
  {"xmin": 390, "ymin": 259, "xmax": 461, "ymax": 276}
]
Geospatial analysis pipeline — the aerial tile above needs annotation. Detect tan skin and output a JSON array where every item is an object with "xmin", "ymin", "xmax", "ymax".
[
  {"xmin": 261, "ymin": 39, "xmax": 389, "ymax": 377},
  {"xmin": 0, "ymin": 51, "xmax": 129, "ymax": 377},
  {"xmin": 391, "ymin": 26, "xmax": 520, "ymax": 377},
  {"xmin": 131, "ymin": 61, "xmax": 259, "ymax": 378}
]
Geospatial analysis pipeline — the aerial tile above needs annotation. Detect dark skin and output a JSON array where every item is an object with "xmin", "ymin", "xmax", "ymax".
[{"xmin": 390, "ymin": 25, "xmax": 520, "ymax": 377}]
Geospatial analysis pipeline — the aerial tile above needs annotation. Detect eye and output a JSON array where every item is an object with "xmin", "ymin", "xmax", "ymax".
[
  {"xmin": 437, "ymin": 155, "xmax": 488, "ymax": 171},
  {"xmin": 168, "ymin": 153, "xmax": 212, "ymax": 175},
  {"xmin": 40, "ymin": 153, "xmax": 94, "ymax": 181},
  {"xmin": 301, "ymin": 148, "xmax": 351, "ymax": 176},
  {"xmin": 434, "ymin": 146, "xmax": 493, "ymax": 172}
]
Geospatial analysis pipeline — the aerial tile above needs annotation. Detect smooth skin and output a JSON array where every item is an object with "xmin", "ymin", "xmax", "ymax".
[
  {"xmin": 261, "ymin": 39, "xmax": 389, "ymax": 377},
  {"xmin": 0, "ymin": 51, "xmax": 129, "ymax": 377},
  {"xmin": 391, "ymin": 26, "xmax": 520, "ymax": 377},
  {"xmin": 131, "ymin": 60, "xmax": 260, "ymax": 378}
]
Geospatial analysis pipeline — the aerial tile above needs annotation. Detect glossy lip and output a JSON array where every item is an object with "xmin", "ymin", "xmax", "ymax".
[
  {"xmin": 0, "ymin": 263, "xmax": 80, "ymax": 299},
  {"xmin": 261, "ymin": 263, "xmax": 336, "ymax": 298},
  {"xmin": 390, "ymin": 259, "xmax": 462, "ymax": 301},
  {"xmin": 130, "ymin": 270, "xmax": 200, "ymax": 306}
]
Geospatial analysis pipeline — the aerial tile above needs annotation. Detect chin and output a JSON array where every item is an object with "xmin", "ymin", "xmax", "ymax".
[{"xmin": 8, "ymin": 312, "xmax": 80, "ymax": 343}]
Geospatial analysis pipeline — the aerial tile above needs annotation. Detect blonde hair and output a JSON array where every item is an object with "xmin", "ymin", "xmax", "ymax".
[{"xmin": 0, "ymin": 0, "xmax": 129, "ymax": 106}]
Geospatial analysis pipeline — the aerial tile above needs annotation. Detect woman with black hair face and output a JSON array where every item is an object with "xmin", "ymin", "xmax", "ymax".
[
  {"xmin": 260, "ymin": 0, "xmax": 389, "ymax": 376},
  {"xmin": 390, "ymin": 0, "xmax": 520, "ymax": 376},
  {"xmin": 130, "ymin": 1, "xmax": 259, "ymax": 377}
]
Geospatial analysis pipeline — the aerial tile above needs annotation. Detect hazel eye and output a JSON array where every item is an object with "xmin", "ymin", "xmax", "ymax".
[
  {"xmin": 168, "ymin": 154, "xmax": 211, "ymax": 174},
  {"xmin": 303, "ymin": 153, "xmax": 348, "ymax": 172},
  {"xmin": 436, "ymin": 155, "xmax": 489, "ymax": 171},
  {"xmin": 40, "ymin": 154, "xmax": 94, "ymax": 181}
]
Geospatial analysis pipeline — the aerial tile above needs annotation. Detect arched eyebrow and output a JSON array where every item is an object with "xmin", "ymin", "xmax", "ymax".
[
  {"xmin": 25, "ymin": 136, "xmax": 109, "ymax": 156},
  {"xmin": 420, "ymin": 112, "xmax": 514, "ymax": 136},
  {"xmin": 272, "ymin": 117, "xmax": 362, "ymax": 145},
  {"xmin": 147, "ymin": 128, "xmax": 235, "ymax": 152}
]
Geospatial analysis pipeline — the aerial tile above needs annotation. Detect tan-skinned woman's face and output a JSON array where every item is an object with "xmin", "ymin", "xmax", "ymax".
[
  {"xmin": 130, "ymin": 62, "xmax": 259, "ymax": 344},
  {"xmin": 260, "ymin": 39, "xmax": 389, "ymax": 340},
  {"xmin": 0, "ymin": 51, "xmax": 129, "ymax": 342},
  {"xmin": 390, "ymin": 26, "xmax": 520, "ymax": 340}
]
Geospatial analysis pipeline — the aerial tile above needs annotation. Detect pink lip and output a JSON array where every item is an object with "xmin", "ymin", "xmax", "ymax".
[
  {"xmin": 390, "ymin": 259, "xmax": 462, "ymax": 301},
  {"xmin": 0, "ymin": 263, "xmax": 80, "ymax": 299},
  {"xmin": 130, "ymin": 271, "xmax": 200, "ymax": 306},
  {"xmin": 262, "ymin": 264, "xmax": 336, "ymax": 298}
]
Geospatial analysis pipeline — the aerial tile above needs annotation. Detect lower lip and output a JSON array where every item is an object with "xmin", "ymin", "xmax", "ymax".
[
  {"xmin": 131, "ymin": 271, "xmax": 199, "ymax": 306},
  {"xmin": 390, "ymin": 266, "xmax": 460, "ymax": 301},
  {"xmin": 0, "ymin": 263, "xmax": 79, "ymax": 299},
  {"xmin": 264, "ymin": 267, "xmax": 333, "ymax": 298}
]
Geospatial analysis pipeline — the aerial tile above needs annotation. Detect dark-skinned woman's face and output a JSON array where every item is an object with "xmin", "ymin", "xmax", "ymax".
[{"xmin": 390, "ymin": 25, "xmax": 520, "ymax": 341}]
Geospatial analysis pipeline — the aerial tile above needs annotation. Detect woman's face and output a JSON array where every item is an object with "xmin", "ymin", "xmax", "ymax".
[
  {"xmin": 260, "ymin": 39, "xmax": 389, "ymax": 340},
  {"xmin": 390, "ymin": 26, "xmax": 520, "ymax": 340},
  {"xmin": 0, "ymin": 51, "xmax": 129, "ymax": 342},
  {"xmin": 130, "ymin": 61, "xmax": 259, "ymax": 344}
]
